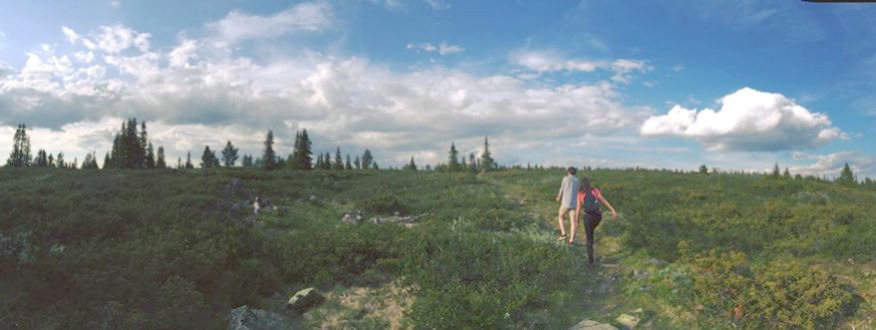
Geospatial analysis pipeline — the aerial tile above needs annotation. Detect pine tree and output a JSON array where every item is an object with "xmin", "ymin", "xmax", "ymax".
[
  {"xmin": 156, "ymin": 147, "xmax": 166, "ymax": 169},
  {"xmin": 291, "ymin": 129, "xmax": 313, "ymax": 170},
  {"xmin": 242, "ymin": 154, "xmax": 253, "ymax": 167},
  {"xmin": 480, "ymin": 136, "xmax": 494, "ymax": 171},
  {"xmin": 324, "ymin": 152, "xmax": 332, "ymax": 170},
  {"xmin": 71, "ymin": 157, "xmax": 78, "ymax": 170},
  {"xmin": 406, "ymin": 156, "xmax": 417, "ymax": 171},
  {"xmin": 837, "ymin": 163, "xmax": 856, "ymax": 186},
  {"xmin": 103, "ymin": 152, "xmax": 111, "ymax": 170},
  {"xmin": 48, "ymin": 154, "xmax": 55, "ymax": 168},
  {"xmin": 372, "ymin": 161, "xmax": 379, "ymax": 170},
  {"xmin": 771, "ymin": 163, "xmax": 781, "ymax": 178},
  {"xmin": 354, "ymin": 155, "xmax": 361, "ymax": 169},
  {"xmin": 783, "ymin": 167, "xmax": 791, "ymax": 179},
  {"xmin": 461, "ymin": 156, "xmax": 467, "ymax": 169},
  {"xmin": 448, "ymin": 143, "xmax": 460, "ymax": 171},
  {"xmin": 263, "ymin": 130, "xmax": 276, "ymax": 171},
  {"xmin": 139, "ymin": 121, "xmax": 149, "ymax": 168},
  {"xmin": 345, "ymin": 154, "xmax": 353, "ymax": 170},
  {"xmin": 469, "ymin": 153, "xmax": 477, "ymax": 172},
  {"xmin": 221, "ymin": 141, "xmax": 239, "ymax": 167},
  {"xmin": 362, "ymin": 149, "xmax": 374, "ymax": 169},
  {"xmin": 185, "ymin": 152, "xmax": 194, "ymax": 169},
  {"xmin": 177, "ymin": 157, "xmax": 182, "ymax": 169}
]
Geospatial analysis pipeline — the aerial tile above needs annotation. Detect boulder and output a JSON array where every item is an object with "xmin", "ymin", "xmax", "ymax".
[
  {"xmin": 341, "ymin": 212, "xmax": 363, "ymax": 225},
  {"xmin": 286, "ymin": 288, "xmax": 324, "ymax": 313},
  {"xmin": 228, "ymin": 305, "xmax": 295, "ymax": 330},
  {"xmin": 569, "ymin": 319, "xmax": 617, "ymax": 330}
]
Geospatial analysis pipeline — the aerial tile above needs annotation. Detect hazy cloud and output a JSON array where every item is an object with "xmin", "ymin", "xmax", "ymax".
[
  {"xmin": 406, "ymin": 42, "xmax": 464, "ymax": 55},
  {"xmin": 205, "ymin": 2, "xmax": 332, "ymax": 47}
]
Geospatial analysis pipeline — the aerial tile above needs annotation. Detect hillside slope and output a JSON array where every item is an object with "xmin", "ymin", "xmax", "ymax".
[{"xmin": 0, "ymin": 168, "xmax": 873, "ymax": 329}]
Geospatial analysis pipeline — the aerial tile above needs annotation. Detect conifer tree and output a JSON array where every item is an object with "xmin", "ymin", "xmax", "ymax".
[
  {"xmin": 334, "ymin": 147, "xmax": 343, "ymax": 170},
  {"xmin": 469, "ymin": 153, "xmax": 477, "ymax": 172},
  {"xmin": 783, "ymin": 167, "xmax": 791, "ymax": 179},
  {"xmin": 221, "ymin": 141, "xmax": 239, "ymax": 167},
  {"xmin": 146, "ymin": 142, "xmax": 155, "ymax": 169},
  {"xmin": 354, "ymin": 155, "xmax": 361, "ymax": 169},
  {"xmin": 406, "ymin": 156, "xmax": 417, "ymax": 171},
  {"xmin": 362, "ymin": 149, "xmax": 373, "ymax": 169},
  {"xmin": 177, "ymin": 157, "xmax": 182, "ymax": 169},
  {"xmin": 103, "ymin": 153, "xmax": 111, "ymax": 170},
  {"xmin": 185, "ymin": 152, "xmax": 194, "ymax": 169},
  {"xmin": 771, "ymin": 163, "xmax": 781, "ymax": 178},
  {"xmin": 6, "ymin": 123, "xmax": 32, "ymax": 167},
  {"xmin": 156, "ymin": 147, "xmax": 166, "ymax": 169},
  {"xmin": 263, "ymin": 130, "xmax": 276, "ymax": 171},
  {"xmin": 324, "ymin": 152, "xmax": 332, "ymax": 170},
  {"xmin": 837, "ymin": 163, "xmax": 856, "ymax": 186},
  {"xmin": 242, "ymin": 154, "xmax": 253, "ymax": 167},
  {"xmin": 346, "ymin": 154, "xmax": 353, "ymax": 170},
  {"xmin": 201, "ymin": 146, "xmax": 219, "ymax": 169},
  {"xmin": 57, "ymin": 152, "xmax": 66, "ymax": 169},
  {"xmin": 48, "ymin": 154, "xmax": 55, "ymax": 168},
  {"xmin": 71, "ymin": 157, "xmax": 78, "ymax": 170},
  {"xmin": 448, "ymin": 143, "xmax": 460, "ymax": 171},
  {"xmin": 480, "ymin": 136, "xmax": 494, "ymax": 171}
]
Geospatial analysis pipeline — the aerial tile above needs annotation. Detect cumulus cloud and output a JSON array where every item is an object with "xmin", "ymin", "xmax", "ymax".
[
  {"xmin": 206, "ymin": 2, "xmax": 332, "ymax": 47},
  {"xmin": 0, "ymin": 10, "xmax": 660, "ymax": 168},
  {"xmin": 406, "ymin": 42, "xmax": 464, "ymax": 55},
  {"xmin": 790, "ymin": 151, "xmax": 876, "ymax": 179},
  {"xmin": 640, "ymin": 87, "xmax": 847, "ymax": 151}
]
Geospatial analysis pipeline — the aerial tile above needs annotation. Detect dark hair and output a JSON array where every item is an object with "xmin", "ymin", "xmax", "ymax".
[
  {"xmin": 567, "ymin": 167, "xmax": 577, "ymax": 175},
  {"xmin": 579, "ymin": 177, "xmax": 591, "ymax": 192}
]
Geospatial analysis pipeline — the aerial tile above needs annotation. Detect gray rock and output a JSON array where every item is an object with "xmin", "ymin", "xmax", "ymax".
[
  {"xmin": 287, "ymin": 288, "xmax": 323, "ymax": 313},
  {"xmin": 615, "ymin": 313, "xmax": 640, "ymax": 329},
  {"xmin": 569, "ymin": 319, "xmax": 618, "ymax": 330},
  {"xmin": 341, "ymin": 212, "xmax": 363, "ymax": 225},
  {"xmin": 228, "ymin": 305, "xmax": 295, "ymax": 330},
  {"xmin": 308, "ymin": 195, "xmax": 318, "ymax": 202}
]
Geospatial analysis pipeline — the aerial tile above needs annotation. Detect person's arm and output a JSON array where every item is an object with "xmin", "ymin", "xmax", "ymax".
[
  {"xmin": 556, "ymin": 178, "xmax": 566, "ymax": 202},
  {"xmin": 599, "ymin": 195, "xmax": 618, "ymax": 219}
]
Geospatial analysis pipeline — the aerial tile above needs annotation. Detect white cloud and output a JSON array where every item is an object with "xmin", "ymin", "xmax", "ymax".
[
  {"xmin": 94, "ymin": 24, "xmax": 152, "ymax": 53},
  {"xmin": 206, "ymin": 2, "xmax": 332, "ymax": 47},
  {"xmin": 62, "ymin": 26, "xmax": 79, "ymax": 44},
  {"xmin": 110, "ymin": 0, "xmax": 121, "ymax": 8},
  {"xmin": 0, "ymin": 29, "xmax": 6, "ymax": 39},
  {"xmin": 640, "ymin": 87, "xmax": 847, "ymax": 151},
  {"xmin": 510, "ymin": 50, "xmax": 651, "ymax": 83},
  {"xmin": 74, "ymin": 51, "xmax": 95, "ymax": 63},
  {"xmin": 406, "ymin": 42, "xmax": 464, "ymax": 55},
  {"xmin": 168, "ymin": 39, "xmax": 199, "ymax": 68},
  {"xmin": 790, "ymin": 151, "xmax": 876, "ymax": 179},
  {"xmin": 423, "ymin": 0, "xmax": 451, "ymax": 10}
]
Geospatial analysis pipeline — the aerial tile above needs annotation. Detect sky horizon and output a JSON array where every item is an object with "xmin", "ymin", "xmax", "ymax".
[{"xmin": 0, "ymin": 0, "xmax": 874, "ymax": 178}]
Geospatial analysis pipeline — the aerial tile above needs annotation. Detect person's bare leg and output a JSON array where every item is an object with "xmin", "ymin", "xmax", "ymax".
[
  {"xmin": 569, "ymin": 213, "xmax": 577, "ymax": 244},
  {"xmin": 557, "ymin": 208, "xmax": 567, "ymax": 239}
]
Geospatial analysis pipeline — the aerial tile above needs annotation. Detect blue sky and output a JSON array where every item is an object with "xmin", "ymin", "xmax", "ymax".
[{"xmin": 0, "ymin": 0, "xmax": 874, "ymax": 177}]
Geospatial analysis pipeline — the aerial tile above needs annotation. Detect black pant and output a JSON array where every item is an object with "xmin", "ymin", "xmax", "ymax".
[{"xmin": 583, "ymin": 211, "xmax": 602, "ymax": 263}]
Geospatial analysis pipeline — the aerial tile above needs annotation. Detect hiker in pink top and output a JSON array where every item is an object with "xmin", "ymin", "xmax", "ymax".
[{"xmin": 571, "ymin": 177, "xmax": 618, "ymax": 264}]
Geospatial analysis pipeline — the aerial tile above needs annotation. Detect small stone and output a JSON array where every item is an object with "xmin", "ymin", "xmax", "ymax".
[
  {"xmin": 569, "ymin": 318, "xmax": 618, "ymax": 330},
  {"xmin": 615, "ymin": 313, "xmax": 640, "ymax": 329},
  {"xmin": 309, "ymin": 195, "xmax": 318, "ymax": 202},
  {"xmin": 342, "ymin": 213, "xmax": 359, "ymax": 225},
  {"xmin": 287, "ymin": 287, "xmax": 324, "ymax": 313}
]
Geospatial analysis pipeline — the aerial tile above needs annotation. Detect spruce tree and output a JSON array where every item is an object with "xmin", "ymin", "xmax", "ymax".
[
  {"xmin": 185, "ymin": 152, "xmax": 194, "ymax": 169},
  {"xmin": 146, "ymin": 142, "xmax": 156, "ymax": 169},
  {"xmin": 156, "ymin": 147, "xmax": 166, "ymax": 169},
  {"xmin": 480, "ymin": 136, "xmax": 494, "ymax": 171},
  {"xmin": 242, "ymin": 154, "xmax": 253, "ymax": 167},
  {"xmin": 771, "ymin": 163, "xmax": 781, "ymax": 178},
  {"xmin": 177, "ymin": 157, "xmax": 182, "ymax": 169},
  {"xmin": 263, "ymin": 130, "xmax": 276, "ymax": 171},
  {"xmin": 407, "ymin": 156, "xmax": 417, "ymax": 171},
  {"xmin": 48, "ymin": 154, "xmax": 55, "ymax": 168},
  {"xmin": 837, "ymin": 163, "xmax": 856, "ymax": 186},
  {"xmin": 334, "ymin": 147, "xmax": 343, "ymax": 170},
  {"xmin": 6, "ymin": 123, "xmax": 32, "ymax": 167},
  {"xmin": 139, "ymin": 121, "xmax": 149, "ymax": 168},
  {"xmin": 783, "ymin": 167, "xmax": 791, "ymax": 179},
  {"xmin": 201, "ymin": 146, "xmax": 218, "ymax": 169},
  {"xmin": 362, "ymin": 149, "xmax": 373, "ymax": 169},
  {"xmin": 324, "ymin": 152, "xmax": 332, "ymax": 170},
  {"xmin": 221, "ymin": 141, "xmax": 239, "ymax": 167},
  {"xmin": 57, "ymin": 152, "xmax": 65, "ymax": 169},
  {"xmin": 345, "ymin": 154, "xmax": 352, "ymax": 170},
  {"xmin": 469, "ymin": 153, "xmax": 477, "ymax": 172},
  {"xmin": 448, "ymin": 143, "xmax": 459, "ymax": 171},
  {"xmin": 354, "ymin": 155, "xmax": 361, "ymax": 169},
  {"xmin": 103, "ymin": 153, "xmax": 111, "ymax": 170}
]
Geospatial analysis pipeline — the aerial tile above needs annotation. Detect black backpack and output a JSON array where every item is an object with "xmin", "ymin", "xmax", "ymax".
[{"xmin": 583, "ymin": 189, "xmax": 599, "ymax": 213}]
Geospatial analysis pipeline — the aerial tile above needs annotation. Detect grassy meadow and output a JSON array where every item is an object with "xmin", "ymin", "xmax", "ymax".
[{"xmin": 1, "ymin": 168, "xmax": 874, "ymax": 329}]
